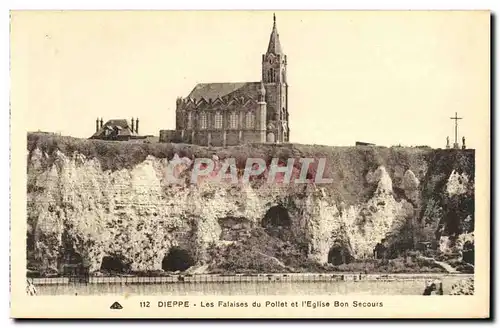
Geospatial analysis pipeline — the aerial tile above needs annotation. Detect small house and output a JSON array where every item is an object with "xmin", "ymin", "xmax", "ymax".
[{"xmin": 90, "ymin": 118, "xmax": 146, "ymax": 141}]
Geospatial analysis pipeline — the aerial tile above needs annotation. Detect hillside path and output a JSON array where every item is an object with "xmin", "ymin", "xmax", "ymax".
[{"xmin": 420, "ymin": 256, "xmax": 459, "ymax": 273}]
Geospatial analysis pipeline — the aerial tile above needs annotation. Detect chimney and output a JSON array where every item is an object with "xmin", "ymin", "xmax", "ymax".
[
  {"xmin": 95, "ymin": 118, "xmax": 99, "ymax": 132},
  {"xmin": 100, "ymin": 118, "xmax": 103, "ymax": 128},
  {"xmin": 135, "ymin": 118, "xmax": 139, "ymax": 134},
  {"xmin": 131, "ymin": 117, "xmax": 135, "ymax": 133}
]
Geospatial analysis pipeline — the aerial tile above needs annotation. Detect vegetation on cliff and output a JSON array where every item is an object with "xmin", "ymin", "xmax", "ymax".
[{"xmin": 28, "ymin": 132, "xmax": 473, "ymax": 205}]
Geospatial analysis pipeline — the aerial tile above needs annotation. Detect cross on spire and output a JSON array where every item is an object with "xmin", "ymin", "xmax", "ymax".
[{"xmin": 450, "ymin": 112, "xmax": 463, "ymax": 149}]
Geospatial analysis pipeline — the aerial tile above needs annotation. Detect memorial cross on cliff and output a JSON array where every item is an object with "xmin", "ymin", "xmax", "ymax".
[{"xmin": 450, "ymin": 112, "xmax": 463, "ymax": 149}]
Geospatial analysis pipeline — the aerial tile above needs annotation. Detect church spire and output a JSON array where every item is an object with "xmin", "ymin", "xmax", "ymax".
[{"xmin": 266, "ymin": 13, "xmax": 283, "ymax": 55}]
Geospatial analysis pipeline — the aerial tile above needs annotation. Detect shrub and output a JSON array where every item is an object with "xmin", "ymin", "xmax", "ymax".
[{"xmin": 207, "ymin": 227, "xmax": 307, "ymax": 273}]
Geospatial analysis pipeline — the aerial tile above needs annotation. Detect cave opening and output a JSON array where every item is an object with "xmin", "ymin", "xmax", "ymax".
[
  {"xmin": 328, "ymin": 245, "xmax": 352, "ymax": 266},
  {"xmin": 262, "ymin": 205, "xmax": 291, "ymax": 228},
  {"xmin": 261, "ymin": 205, "xmax": 292, "ymax": 239},
  {"xmin": 100, "ymin": 256, "xmax": 129, "ymax": 274},
  {"xmin": 162, "ymin": 247, "xmax": 195, "ymax": 272}
]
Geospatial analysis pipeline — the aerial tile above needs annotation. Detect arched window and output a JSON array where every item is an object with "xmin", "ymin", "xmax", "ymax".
[
  {"xmin": 214, "ymin": 112, "xmax": 223, "ymax": 129},
  {"xmin": 229, "ymin": 112, "xmax": 238, "ymax": 129},
  {"xmin": 245, "ymin": 112, "xmax": 255, "ymax": 129},
  {"xmin": 199, "ymin": 112, "xmax": 207, "ymax": 130},
  {"xmin": 268, "ymin": 68, "xmax": 275, "ymax": 83}
]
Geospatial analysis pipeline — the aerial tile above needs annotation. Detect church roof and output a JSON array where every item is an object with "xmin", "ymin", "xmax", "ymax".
[
  {"xmin": 267, "ymin": 13, "xmax": 283, "ymax": 55},
  {"xmin": 186, "ymin": 82, "xmax": 262, "ymax": 102}
]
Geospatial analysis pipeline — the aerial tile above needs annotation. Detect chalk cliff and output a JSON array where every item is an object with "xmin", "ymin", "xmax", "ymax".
[{"xmin": 26, "ymin": 134, "xmax": 475, "ymax": 274}]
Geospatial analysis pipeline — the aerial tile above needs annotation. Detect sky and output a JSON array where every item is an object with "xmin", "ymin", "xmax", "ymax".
[{"xmin": 10, "ymin": 10, "xmax": 490, "ymax": 148}]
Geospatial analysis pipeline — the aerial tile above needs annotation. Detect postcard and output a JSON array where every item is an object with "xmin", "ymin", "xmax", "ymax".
[{"xmin": 10, "ymin": 10, "xmax": 490, "ymax": 319}]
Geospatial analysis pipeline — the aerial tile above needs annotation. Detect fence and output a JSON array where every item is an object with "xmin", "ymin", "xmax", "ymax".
[{"xmin": 30, "ymin": 272, "xmax": 472, "ymax": 286}]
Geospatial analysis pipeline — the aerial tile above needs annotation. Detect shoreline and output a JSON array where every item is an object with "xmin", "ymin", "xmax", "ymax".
[{"xmin": 30, "ymin": 272, "xmax": 474, "ymax": 286}]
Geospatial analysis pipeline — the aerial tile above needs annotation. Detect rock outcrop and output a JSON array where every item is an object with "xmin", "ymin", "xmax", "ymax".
[{"xmin": 26, "ymin": 133, "xmax": 475, "ymax": 274}]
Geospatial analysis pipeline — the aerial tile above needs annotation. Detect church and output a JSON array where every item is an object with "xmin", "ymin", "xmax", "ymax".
[{"xmin": 160, "ymin": 14, "xmax": 290, "ymax": 146}]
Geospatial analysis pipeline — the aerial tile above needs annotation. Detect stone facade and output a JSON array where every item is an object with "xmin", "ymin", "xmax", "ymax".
[{"xmin": 160, "ymin": 14, "xmax": 290, "ymax": 146}]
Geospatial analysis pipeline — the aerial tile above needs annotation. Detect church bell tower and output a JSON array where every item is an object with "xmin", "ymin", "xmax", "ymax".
[{"xmin": 262, "ymin": 13, "xmax": 289, "ymax": 143}]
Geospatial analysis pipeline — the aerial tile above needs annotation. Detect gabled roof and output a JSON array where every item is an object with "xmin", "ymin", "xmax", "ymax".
[
  {"xmin": 188, "ymin": 83, "xmax": 247, "ymax": 100},
  {"xmin": 186, "ymin": 82, "xmax": 263, "ymax": 103}
]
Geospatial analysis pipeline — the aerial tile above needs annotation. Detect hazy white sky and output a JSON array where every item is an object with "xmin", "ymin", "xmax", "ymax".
[{"xmin": 11, "ymin": 10, "xmax": 489, "ymax": 148}]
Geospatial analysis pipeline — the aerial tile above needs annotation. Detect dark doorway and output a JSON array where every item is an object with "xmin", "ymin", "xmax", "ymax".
[
  {"xmin": 100, "ymin": 256, "xmax": 129, "ymax": 274},
  {"xmin": 328, "ymin": 245, "xmax": 352, "ymax": 265},
  {"xmin": 162, "ymin": 247, "xmax": 195, "ymax": 272}
]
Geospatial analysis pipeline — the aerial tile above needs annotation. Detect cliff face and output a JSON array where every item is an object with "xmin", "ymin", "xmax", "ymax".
[{"xmin": 26, "ymin": 134, "xmax": 475, "ymax": 274}]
